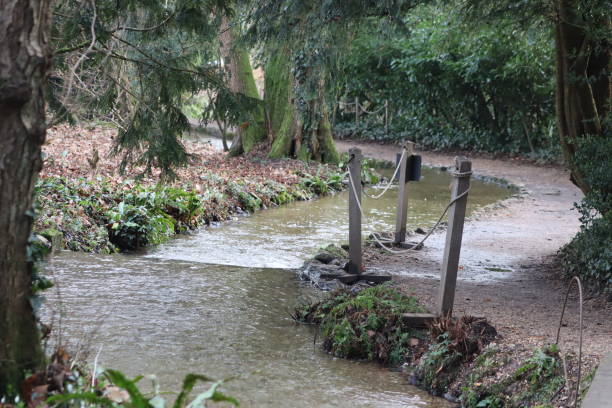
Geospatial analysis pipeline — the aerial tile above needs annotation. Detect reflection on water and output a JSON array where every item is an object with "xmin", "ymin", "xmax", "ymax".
[{"xmin": 42, "ymin": 167, "xmax": 508, "ymax": 407}]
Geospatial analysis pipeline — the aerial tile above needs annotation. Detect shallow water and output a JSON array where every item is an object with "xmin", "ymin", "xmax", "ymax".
[
  {"xmin": 43, "ymin": 166, "xmax": 509, "ymax": 407},
  {"xmin": 148, "ymin": 167, "xmax": 509, "ymax": 269}
]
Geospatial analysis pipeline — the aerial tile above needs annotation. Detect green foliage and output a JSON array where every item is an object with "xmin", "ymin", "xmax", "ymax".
[
  {"xmin": 335, "ymin": 3, "xmax": 558, "ymax": 159},
  {"xmin": 46, "ymin": 369, "xmax": 238, "ymax": 408},
  {"xmin": 461, "ymin": 345, "xmax": 564, "ymax": 408},
  {"xmin": 295, "ymin": 285, "xmax": 425, "ymax": 365},
  {"xmin": 559, "ymin": 136, "xmax": 612, "ymax": 294},
  {"xmin": 106, "ymin": 202, "xmax": 176, "ymax": 250},
  {"xmin": 33, "ymin": 163, "xmax": 346, "ymax": 253},
  {"xmin": 50, "ymin": 0, "xmax": 232, "ymax": 178},
  {"xmin": 416, "ymin": 333, "xmax": 464, "ymax": 393},
  {"xmin": 338, "ymin": 154, "xmax": 382, "ymax": 185}
]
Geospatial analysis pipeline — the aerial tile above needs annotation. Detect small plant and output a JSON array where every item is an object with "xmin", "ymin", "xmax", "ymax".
[
  {"xmin": 294, "ymin": 285, "xmax": 425, "ymax": 365},
  {"xmin": 47, "ymin": 370, "xmax": 239, "ymax": 408}
]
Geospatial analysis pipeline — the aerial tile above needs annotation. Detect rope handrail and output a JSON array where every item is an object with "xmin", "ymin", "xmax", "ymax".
[
  {"xmin": 362, "ymin": 149, "xmax": 406, "ymax": 200},
  {"xmin": 347, "ymin": 168, "xmax": 470, "ymax": 254},
  {"xmin": 358, "ymin": 103, "xmax": 385, "ymax": 115}
]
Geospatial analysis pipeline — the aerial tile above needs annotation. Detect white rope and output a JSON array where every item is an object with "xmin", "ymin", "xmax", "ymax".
[
  {"xmin": 358, "ymin": 103, "xmax": 385, "ymax": 115},
  {"xmin": 362, "ymin": 149, "xmax": 406, "ymax": 200},
  {"xmin": 347, "ymin": 167, "xmax": 470, "ymax": 254}
]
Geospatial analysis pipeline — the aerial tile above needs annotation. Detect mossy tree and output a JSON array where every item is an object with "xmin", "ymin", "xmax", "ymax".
[
  {"xmin": 218, "ymin": 15, "xmax": 267, "ymax": 156},
  {"xmin": 0, "ymin": 0, "xmax": 51, "ymax": 397},
  {"xmin": 265, "ymin": 47, "xmax": 339, "ymax": 163}
]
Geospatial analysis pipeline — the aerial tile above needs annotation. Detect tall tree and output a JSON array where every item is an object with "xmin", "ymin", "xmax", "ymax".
[
  {"xmin": 465, "ymin": 0, "xmax": 610, "ymax": 194},
  {"xmin": 265, "ymin": 46, "xmax": 338, "ymax": 162},
  {"xmin": 554, "ymin": 0, "xmax": 610, "ymax": 194},
  {"xmin": 218, "ymin": 15, "xmax": 267, "ymax": 156},
  {"xmin": 0, "ymin": 0, "xmax": 51, "ymax": 397},
  {"xmin": 242, "ymin": 0, "xmax": 420, "ymax": 163}
]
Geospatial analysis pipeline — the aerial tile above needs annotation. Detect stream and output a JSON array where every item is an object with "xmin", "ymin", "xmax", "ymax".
[{"xmin": 43, "ymin": 164, "xmax": 509, "ymax": 407}]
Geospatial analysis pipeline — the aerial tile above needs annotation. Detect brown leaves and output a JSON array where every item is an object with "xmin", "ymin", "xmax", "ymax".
[
  {"xmin": 42, "ymin": 124, "xmax": 325, "ymax": 191},
  {"xmin": 20, "ymin": 348, "xmax": 75, "ymax": 408},
  {"xmin": 428, "ymin": 315, "xmax": 497, "ymax": 357}
]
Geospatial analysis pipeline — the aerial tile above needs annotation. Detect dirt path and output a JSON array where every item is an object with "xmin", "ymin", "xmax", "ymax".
[{"xmin": 335, "ymin": 140, "xmax": 611, "ymax": 360}]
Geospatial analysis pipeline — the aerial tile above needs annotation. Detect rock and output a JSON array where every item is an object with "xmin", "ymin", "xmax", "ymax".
[
  {"xmin": 340, "ymin": 244, "xmax": 349, "ymax": 251},
  {"xmin": 330, "ymin": 258, "xmax": 344, "ymax": 266},
  {"xmin": 36, "ymin": 234, "xmax": 51, "ymax": 248},
  {"xmin": 415, "ymin": 227, "xmax": 426, "ymax": 235},
  {"xmin": 314, "ymin": 252, "xmax": 336, "ymax": 264}
]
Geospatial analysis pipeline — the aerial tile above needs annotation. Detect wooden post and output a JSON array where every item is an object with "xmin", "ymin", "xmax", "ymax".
[
  {"xmin": 348, "ymin": 147, "xmax": 362, "ymax": 275},
  {"xmin": 394, "ymin": 141, "xmax": 415, "ymax": 244},
  {"xmin": 384, "ymin": 100, "xmax": 389, "ymax": 136},
  {"xmin": 355, "ymin": 97, "xmax": 359, "ymax": 127},
  {"xmin": 437, "ymin": 157, "xmax": 472, "ymax": 316}
]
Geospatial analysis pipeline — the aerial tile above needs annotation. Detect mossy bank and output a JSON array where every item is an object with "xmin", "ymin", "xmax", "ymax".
[{"xmin": 296, "ymin": 283, "xmax": 593, "ymax": 407}]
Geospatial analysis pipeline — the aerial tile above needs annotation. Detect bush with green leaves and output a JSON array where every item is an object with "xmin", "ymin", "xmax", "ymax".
[
  {"xmin": 460, "ymin": 345, "xmax": 565, "ymax": 408},
  {"xmin": 294, "ymin": 285, "xmax": 425, "ymax": 365},
  {"xmin": 46, "ymin": 369, "xmax": 238, "ymax": 408},
  {"xmin": 335, "ymin": 4, "xmax": 557, "ymax": 159},
  {"xmin": 559, "ymin": 136, "xmax": 612, "ymax": 294}
]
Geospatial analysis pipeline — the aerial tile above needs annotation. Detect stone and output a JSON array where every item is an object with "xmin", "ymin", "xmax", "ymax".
[{"xmin": 314, "ymin": 252, "xmax": 335, "ymax": 264}]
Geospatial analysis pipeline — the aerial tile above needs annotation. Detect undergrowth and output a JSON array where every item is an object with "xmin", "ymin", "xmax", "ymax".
[
  {"xmin": 294, "ymin": 285, "xmax": 426, "ymax": 365},
  {"xmin": 460, "ymin": 344, "xmax": 565, "ymax": 408},
  {"xmin": 33, "ymin": 164, "xmax": 346, "ymax": 252},
  {"xmin": 12, "ymin": 348, "xmax": 238, "ymax": 407}
]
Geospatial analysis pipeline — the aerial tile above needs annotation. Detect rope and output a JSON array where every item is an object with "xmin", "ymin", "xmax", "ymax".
[
  {"xmin": 358, "ymin": 103, "xmax": 385, "ymax": 115},
  {"xmin": 347, "ymin": 167, "xmax": 470, "ymax": 254},
  {"xmin": 362, "ymin": 150, "xmax": 406, "ymax": 200},
  {"xmin": 555, "ymin": 276, "xmax": 584, "ymax": 408}
]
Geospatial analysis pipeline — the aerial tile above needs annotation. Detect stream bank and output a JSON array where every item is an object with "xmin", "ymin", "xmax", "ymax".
[
  {"xmin": 302, "ymin": 140, "xmax": 612, "ymax": 407},
  {"xmin": 34, "ymin": 125, "xmax": 345, "ymax": 253}
]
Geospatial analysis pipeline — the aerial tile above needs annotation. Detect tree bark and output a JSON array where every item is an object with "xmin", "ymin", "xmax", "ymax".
[
  {"xmin": 218, "ymin": 16, "xmax": 266, "ymax": 156},
  {"xmin": 0, "ymin": 0, "xmax": 50, "ymax": 397},
  {"xmin": 265, "ymin": 47, "xmax": 339, "ymax": 163},
  {"xmin": 555, "ymin": 0, "xmax": 610, "ymax": 193}
]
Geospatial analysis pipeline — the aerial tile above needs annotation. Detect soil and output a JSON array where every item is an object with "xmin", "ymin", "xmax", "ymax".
[{"xmin": 334, "ymin": 140, "xmax": 611, "ymax": 366}]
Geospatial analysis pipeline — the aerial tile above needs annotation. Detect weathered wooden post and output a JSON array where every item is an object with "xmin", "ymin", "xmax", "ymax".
[
  {"xmin": 348, "ymin": 147, "xmax": 362, "ymax": 275},
  {"xmin": 384, "ymin": 100, "xmax": 389, "ymax": 136},
  {"xmin": 437, "ymin": 157, "xmax": 472, "ymax": 316},
  {"xmin": 394, "ymin": 141, "xmax": 415, "ymax": 244},
  {"xmin": 355, "ymin": 97, "xmax": 360, "ymax": 127}
]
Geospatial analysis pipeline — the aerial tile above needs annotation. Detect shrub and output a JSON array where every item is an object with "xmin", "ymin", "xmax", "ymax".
[
  {"xmin": 294, "ymin": 285, "xmax": 425, "ymax": 365},
  {"xmin": 559, "ymin": 136, "xmax": 612, "ymax": 294}
]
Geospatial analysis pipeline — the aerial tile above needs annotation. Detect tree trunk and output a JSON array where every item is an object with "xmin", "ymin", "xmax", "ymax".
[
  {"xmin": 555, "ymin": 0, "xmax": 610, "ymax": 193},
  {"xmin": 265, "ymin": 48, "xmax": 339, "ymax": 163},
  {"xmin": 218, "ymin": 16, "xmax": 266, "ymax": 156},
  {"xmin": 0, "ymin": 0, "xmax": 50, "ymax": 398}
]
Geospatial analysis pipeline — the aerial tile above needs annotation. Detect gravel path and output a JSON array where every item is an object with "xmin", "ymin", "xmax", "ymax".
[{"xmin": 336, "ymin": 140, "xmax": 611, "ymax": 359}]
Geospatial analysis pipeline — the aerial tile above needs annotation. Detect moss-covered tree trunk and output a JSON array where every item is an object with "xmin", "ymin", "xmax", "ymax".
[
  {"xmin": 0, "ymin": 0, "xmax": 50, "ymax": 397},
  {"xmin": 218, "ymin": 16, "xmax": 266, "ymax": 155},
  {"xmin": 555, "ymin": 0, "xmax": 610, "ymax": 194},
  {"xmin": 265, "ymin": 48, "xmax": 339, "ymax": 163}
]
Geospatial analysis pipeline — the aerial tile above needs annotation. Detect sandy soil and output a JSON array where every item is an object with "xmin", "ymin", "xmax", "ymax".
[{"xmin": 335, "ymin": 140, "xmax": 611, "ymax": 361}]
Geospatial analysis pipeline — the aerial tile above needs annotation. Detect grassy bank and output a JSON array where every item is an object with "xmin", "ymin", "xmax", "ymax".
[
  {"xmin": 296, "ymin": 285, "xmax": 591, "ymax": 407},
  {"xmin": 33, "ymin": 124, "xmax": 345, "ymax": 253}
]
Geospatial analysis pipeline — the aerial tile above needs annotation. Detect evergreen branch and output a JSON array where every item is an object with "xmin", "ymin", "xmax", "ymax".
[
  {"xmin": 106, "ymin": 33, "xmax": 218, "ymax": 80},
  {"xmin": 54, "ymin": 40, "xmax": 91, "ymax": 55},
  {"xmin": 103, "ymin": 72, "xmax": 155, "ymax": 115},
  {"xmin": 64, "ymin": 0, "xmax": 98, "ymax": 102},
  {"xmin": 115, "ymin": 12, "xmax": 175, "ymax": 33}
]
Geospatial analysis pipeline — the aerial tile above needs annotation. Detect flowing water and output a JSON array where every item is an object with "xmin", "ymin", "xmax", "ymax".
[{"xmin": 43, "ymin": 165, "xmax": 510, "ymax": 407}]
